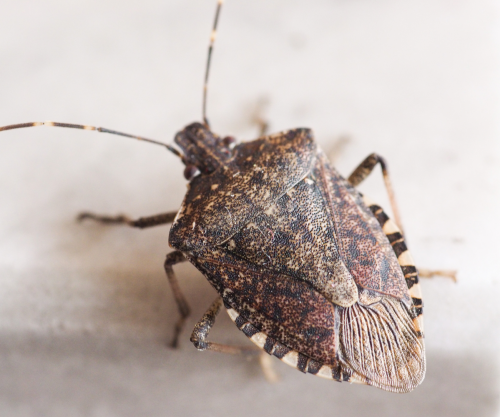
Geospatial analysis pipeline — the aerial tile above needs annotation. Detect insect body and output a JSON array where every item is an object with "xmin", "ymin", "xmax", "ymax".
[
  {"xmin": 1, "ymin": 0, "xmax": 426, "ymax": 393},
  {"xmin": 169, "ymin": 123, "xmax": 425, "ymax": 393}
]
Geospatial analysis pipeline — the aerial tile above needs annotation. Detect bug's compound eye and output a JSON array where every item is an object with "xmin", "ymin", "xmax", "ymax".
[
  {"xmin": 183, "ymin": 165, "xmax": 200, "ymax": 180},
  {"xmin": 222, "ymin": 136, "xmax": 236, "ymax": 149}
]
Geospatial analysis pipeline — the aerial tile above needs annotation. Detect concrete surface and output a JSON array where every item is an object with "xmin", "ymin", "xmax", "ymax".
[{"xmin": 0, "ymin": 0, "xmax": 499, "ymax": 416}]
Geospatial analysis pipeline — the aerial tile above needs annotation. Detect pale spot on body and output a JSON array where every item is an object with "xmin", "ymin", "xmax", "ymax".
[
  {"xmin": 362, "ymin": 195, "xmax": 377, "ymax": 207},
  {"xmin": 250, "ymin": 332, "xmax": 267, "ymax": 348},
  {"xmin": 264, "ymin": 205, "xmax": 276, "ymax": 216},
  {"xmin": 173, "ymin": 211, "xmax": 184, "ymax": 222},
  {"xmin": 398, "ymin": 251, "xmax": 415, "ymax": 266},
  {"xmin": 413, "ymin": 316, "xmax": 425, "ymax": 334},
  {"xmin": 317, "ymin": 365, "xmax": 334, "ymax": 380},
  {"xmin": 408, "ymin": 283, "xmax": 422, "ymax": 299},
  {"xmin": 226, "ymin": 308, "xmax": 239, "ymax": 321},
  {"xmin": 382, "ymin": 219, "xmax": 400, "ymax": 234},
  {"xmin": 282, "ymin": 351, "xmax": 299, "ymax": 368}
]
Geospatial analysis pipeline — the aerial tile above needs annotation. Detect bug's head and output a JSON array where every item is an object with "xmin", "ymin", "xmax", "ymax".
[{"xmin": 175, "ymin": 122, "xmax": 235, "ymax": 180}]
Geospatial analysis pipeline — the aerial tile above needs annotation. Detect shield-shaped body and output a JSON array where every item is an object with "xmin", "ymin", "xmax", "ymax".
[{"xmin": 169, "ymin": 123, "xmax": 425, "ymax": 393}]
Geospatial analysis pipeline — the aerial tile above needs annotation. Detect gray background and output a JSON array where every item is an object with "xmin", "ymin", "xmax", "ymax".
[{"xmin": 0, "ymin": 0, "xmax": 499, "ymax": 416}]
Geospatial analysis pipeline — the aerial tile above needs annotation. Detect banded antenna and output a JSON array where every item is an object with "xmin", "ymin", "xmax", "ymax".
[
  {"xmin": 0, "ymin": 121, "xmax": 184, "ymax": 160},
  {"xmin": 202, "ymin": 0, "xmax": 224, "ymax": 127},
  {"xmin": 0, "ymin": 0, "xmax": 226, "ymax": 157}
]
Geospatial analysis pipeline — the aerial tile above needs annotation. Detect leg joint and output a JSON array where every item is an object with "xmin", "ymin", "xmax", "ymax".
[
  {"xmin": 132, "ymin": 212, "xmax": 177, "ymax": 229},
  {"xmin": 191, "ymin": 339, "xmax": 208, "ymax": 351},
  {"xmin": 165, "ymin": 251, "xmax": 185, "ymax": 268}
]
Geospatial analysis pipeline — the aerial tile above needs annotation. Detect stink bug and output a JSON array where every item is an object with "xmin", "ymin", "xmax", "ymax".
[{"xmin": 0, "ymin": 0, "xmax": 439, "ymax": 393}]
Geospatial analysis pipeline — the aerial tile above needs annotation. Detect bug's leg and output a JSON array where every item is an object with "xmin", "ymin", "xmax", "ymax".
[
  {"xmin": 252, "ymin": 97, "xmax": 270, "ymax": 137},
  {"xmin": 192, "ymin": 298, "xmax": 279, "ymax": 381},
  {"xmin": 78, "ymin": 211, "xmax": 177, "ymax": 229},
  {"xmin": 164, "ymin": 251, "xmax": 191, "ymax": 348},
  {"xmin": 327, "ymin": 135, "xmax": 350, "ymax": 164},
  {"xmin": 255, "ymin": 116, "xmax": 269, "ymax": 137},
  {"xmin": 259, "ymin": 351, "xmax": 280, "ymax": 382},
  {"xmin": 418, "ymin": 268, "xmax": 457, "ymax": 282},
  {"xmin": 190, "ymin": 297, "xmax": 260, "ymax": 355},
  {"xmin": 352, "ymin": 156, "xmax": 458, "ymax": 282},
  {"xmin": 347, "ymin": 153, "xmax": 404, "ymax": 233}
]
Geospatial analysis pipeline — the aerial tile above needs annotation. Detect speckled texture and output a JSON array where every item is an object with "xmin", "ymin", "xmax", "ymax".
[
  {"xmin": 0, "ymin": 0, "xmax": 498, "ymax": 414},
  {"xmin": 170, "ymin": 125, "xmax": 424, "ymax": 392},
  {"xmin": 170, "ymin": 125, "xmax": 316, "ymax": 248}
]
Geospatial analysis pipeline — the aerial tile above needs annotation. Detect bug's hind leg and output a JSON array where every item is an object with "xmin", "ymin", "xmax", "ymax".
[
  {"xmin": 190, "ymin": 297, "xmax": 259, "ymax": 354},
  {"xmin": 259, "ymin": 351, "xmax": 280, "ymax": 382},
  {"xmin": 418, "ymin": 269, "xmax": 457, "ymax": 282},
  {"xmin": 191, "ymin": 297, "xmax": 279, "ymax": 381},
  {"xmin": 347, "ymin": 153, "xmax": 403, "ymax": 233},
  {"xmin": 78, "ymin": 211, "xmax": 177, "ymax": 229},
  {"xmin": 164, "ymin": 251, "xmax": 191, "ymax": 348}
]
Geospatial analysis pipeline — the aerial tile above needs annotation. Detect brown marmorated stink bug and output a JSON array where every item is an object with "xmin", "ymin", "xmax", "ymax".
[{"xmin": 0, "ymin": 0, "xmax": 455, "ymax": 393}]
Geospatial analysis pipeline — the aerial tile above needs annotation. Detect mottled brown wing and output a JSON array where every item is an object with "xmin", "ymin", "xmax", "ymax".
[
  {"xmin": 312, "ymin": 152, "xmax": 424, "ymax": 391},
  {"xmin": 169, "ymin": 129, "xmax": 316, "ymax": 251},
  {"xmin": 313, "ymin": 152, "xmax": 411, "ymax": 305},
  {"xmin": 213, "ymin": 151, "xmax": 410, "ymax": 308},
  {"xmin": 189, "ymin": 246, "xmax": 339, "ymax": 366},
  {"xmin": 189, "ymin": 244, "xmax": 425, "ymax": 392}
]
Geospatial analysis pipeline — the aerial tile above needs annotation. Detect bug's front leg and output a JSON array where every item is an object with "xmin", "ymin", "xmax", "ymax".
[
  {"xmin": 164, "ymin": 251, "xmax": 191, "ymax": 348},
  {"xmin": 78, "ymin": 211, "xmax": 178, "ymax": 229}
]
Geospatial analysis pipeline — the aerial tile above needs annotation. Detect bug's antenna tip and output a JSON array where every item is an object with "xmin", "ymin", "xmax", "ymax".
[{"xmin": 202, "ymin": 0, "xmax": 224, "ymax": 126}]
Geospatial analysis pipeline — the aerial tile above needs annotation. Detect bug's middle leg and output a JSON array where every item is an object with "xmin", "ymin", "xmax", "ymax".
[
  {"xmin": 78, "ymin": 211, "xmax": 177, "ymax": 229},
  {"xmin": 164, "ymin": 251, "xmax": 191, "ymax": 348}
]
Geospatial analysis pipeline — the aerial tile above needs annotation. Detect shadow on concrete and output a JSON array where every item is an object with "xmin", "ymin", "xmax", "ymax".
[{"xmin": 0, "ymin": 332, "xmax": 497, "ymax": 417}]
